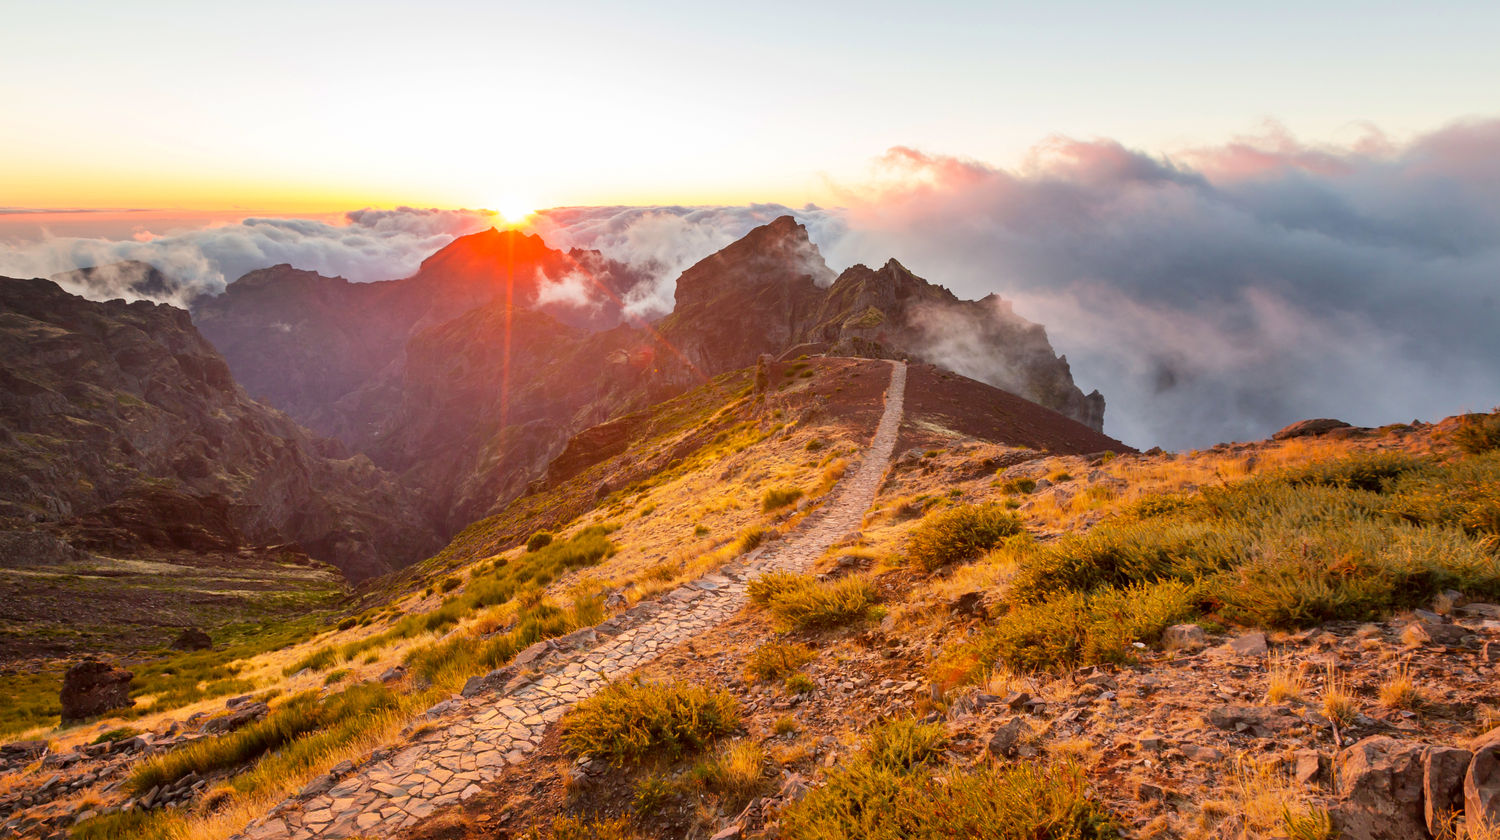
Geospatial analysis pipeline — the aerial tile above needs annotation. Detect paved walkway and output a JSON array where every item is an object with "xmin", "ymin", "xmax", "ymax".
[{"xmin": 237, "ymin": 361, "xmax": 907, "ymax": 840}]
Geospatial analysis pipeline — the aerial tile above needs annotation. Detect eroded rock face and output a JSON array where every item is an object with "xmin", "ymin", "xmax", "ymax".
[
  {"xmin": 1335, "ymin": 736, "xmax": 1428, "ymax": 840},
  {"xmin": 60, "ymin": 660, "xmax": 133, "ymax": 722},
  {"xmin": 1424, "ymin": 745, "xmax": 1472, "ymax": 835},
  {"xmin": 1273, "ymin": 418, "xmax": 1353, "ymax": 440}
]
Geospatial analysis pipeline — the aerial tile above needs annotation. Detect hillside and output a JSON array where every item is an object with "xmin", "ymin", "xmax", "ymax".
[
  {"xmin": 0, "ymin": 277, "xmax": 440, "ymax": 584},
  {"xmin": 189, "ymin": 216, "xmax": 1106, "ymax": 543},
  {"xmin": 3, "ymin": 343, "xmax": 1496, "ymax": 840}
]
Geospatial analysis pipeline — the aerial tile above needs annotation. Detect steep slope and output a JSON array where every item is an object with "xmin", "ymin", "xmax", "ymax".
[{"xmin": 0, "ymin": 277, "xmax": 438, "ymax": 581}]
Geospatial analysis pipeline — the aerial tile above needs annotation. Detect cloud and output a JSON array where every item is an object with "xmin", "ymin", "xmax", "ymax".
[
  {"xmin": 530, "ymin": 204, "xmax": 847, "ymax": 317},
  {"xmin": 5, "ymin": 119, "xmax": 1498, "ymax": 450},
  {"xmin": 0, "ymin": 206, "xmax": 497, "ymax": 306}
]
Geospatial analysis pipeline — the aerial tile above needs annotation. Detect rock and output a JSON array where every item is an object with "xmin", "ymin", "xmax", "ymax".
[
  {"xmin": 1, "ymin": 740, "xmax": 48, "ymax": 761},
  {"xmin": 1161, "ymin": 624, "xmax": 1207, "ymax": 652},
  {"xmin": 1273, "ymin": 418, "xmax": 1352, "ymax": 440},
  {"xmin": 170, "ymin": 627, "xmax": 212, "ymax": 651},
  {"xmin": 1294, "ymin": 749, "xmax": 1328, "ymax": 784},
  {"xmin": 1405, "ymin": 622, "xmax": 1468, "ymax": 648},
  {"xmin": 709, "ymin": 823, "xmax": 744, "ymax": 840},
  {"xmin": 60, "ymin": 660, "xmax": 134, "ymax": 722},
  {"xmin": 604, "ymin": 589, "xmax": 627, "ymax": 610},
  {"xmin": 202, "ymin": 702, "xmax": 268, "ymax": 735},
  {"xmin": 1226, "ymin": 631, "xmax": 1268, "ymax": 657},
  {"xmin": 1334, "ymin": 736, "xmax": 1427, "ymax": 840},
  {"xmin": 513, "ymin": 641, "xmax": 551, "ymax": 668},
  {"xmin": 224, "ymin": 694, "xmax": 252, "ymax": 708},
  {"xmin": 1181, "ymin": 744, "xmax": 1225, "ymax": 763},
  {"xmin": 948, "ymin": 591, "xmax": 987, "ymax": 620},
  {"xmin": 1137, "ymin": 733, "xmax": 1166, "ymax": 752},
  {"xmin": 1204, "ymin": 705, "xmax": 1297, "ymax": 737},
  {"xmin": 1423, "ymin": 745, "xmax": 1471, "ymax": 835},
  {"xmin": 299, "ymin": 774, "xmax": 337, "ymax": 798},
  {"xmin": 1467, "ymin": 727, "xmax": 1500, "ymax": 836},
  {"xmin": 460, "ymin": 676, "xmax": 487, "ymax": 698},
  {"xmin": 987, "ymin": 718, "xmax": 1026, "ymax": 759},
  {"xmin": 379, "ymin": 666, "xmax": 406, "ymax": 683}
]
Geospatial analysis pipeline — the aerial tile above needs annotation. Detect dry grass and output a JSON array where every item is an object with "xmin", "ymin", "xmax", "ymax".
[
  {"xmin": 1266, "ymin": 654, "xmax": 1306, "ymax": 704},
  {"xmin": 1320, "ymin": 665, "xmax": 1359, "ymax": 728},
  {"xmin": 1378, "ymin": 660, "xmax": 1425, "ymax": 711},
  {"xmin": 1193, "ymin": 757, "xmax": 1331, "ymax": 840}
]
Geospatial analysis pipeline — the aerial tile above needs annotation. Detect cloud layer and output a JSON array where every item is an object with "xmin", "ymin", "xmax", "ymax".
[
  {"xmin": 4, "ymin": 120, "xmax": 1498, "ymax": 449},
  {"xmin": 0, "ymin": 207, "xmax": 497, "ymax": 307}
]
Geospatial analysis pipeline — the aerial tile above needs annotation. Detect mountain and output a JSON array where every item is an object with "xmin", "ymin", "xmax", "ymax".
[
  {"xmin": 191, "ymin": 229, "xmax": 647, "ymax": 443},
  {"xmin": 0, "ymin": 277, "xmax": 439, "ymax": 581},
  {"xmin": 653, "ymin": 215, "xmax": 832, "ymax": 381},
  {"xmin": 658, "ymin": 216, "xmax": 1105, "ymax": 430}
]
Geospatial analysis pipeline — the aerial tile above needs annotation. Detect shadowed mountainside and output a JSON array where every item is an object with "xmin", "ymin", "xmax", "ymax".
[{"xmin": 0, "ymin": 277, "xmax": 439, "ymax": 581}]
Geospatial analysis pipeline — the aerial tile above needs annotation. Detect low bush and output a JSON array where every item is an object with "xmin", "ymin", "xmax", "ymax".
[
  {"xmin": 523, "ymin": 816, "xmax": 640, "ymax": 840},
  {"xmin": 560, "ymin": 679, "xmax": 739, "ymax": 765},
  {"xmin": 526, "ymin": 531, "xmax": 554, "ymax": 552},
  {"xmin": 282, "ymin": 646, "xmax": 336, "ymax": 676},
  {"xmin": 785, "ymin": 673, "xmax": 815, "ymax": 694},
  {"xmin": 748, "ymin": 572, "xmax": 880, "ymax": 632},
  {"xmin": 936, "ymin": 580, "xmax": 1199, "ymax": 677},
  {"xmin": 763, "ymin": 486, "xmax": 805, "ymax": 512},
  {"xmin": 744, "ymin": 640, "xmax": 816, "ymax": 682},
  {"xmin": 779, "ymin": 760, "xmax": 1119, "ymax": 840},
  {"xmin": 687, "ymin": 738, "xmax": 767, "ymax": 805},
  {"xmin": 863, "ymin": 718, "xmax": 947, "ymax": 772},
  {"xmin": 1453, "ymin": 411, "xmax": 1500, "ymax": 454},
  {"xmin": 906, "ymin": 503, "xmax": 1024, "ymax": 571}
]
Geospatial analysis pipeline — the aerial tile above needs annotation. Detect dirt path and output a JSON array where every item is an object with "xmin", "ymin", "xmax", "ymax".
[{"xmin": 236, "ymin": 361, "xmax": 907, "ymax": 840}]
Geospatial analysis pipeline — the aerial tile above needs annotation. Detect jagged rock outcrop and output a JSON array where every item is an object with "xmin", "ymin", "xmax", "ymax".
[
  {"xmin": 800, "ymin": 257, "xmax": 1104, "ymax": 430},
  {"xmin": 0, "ymin": 277, "xmax": 438, "ymax": 580},
  {"xmin": 60, "ymin": 660, "xmax": 133, "ymax": 722},
  {"xmin": 655, "ymin": 215, "xmax": 831, "ymax": 381}
]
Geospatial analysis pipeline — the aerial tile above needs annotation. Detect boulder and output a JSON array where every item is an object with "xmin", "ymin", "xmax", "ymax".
[
  {"xmin": 1467, "ymin": 727, "xmax": 1500, "ymax": 836},
  {"xmin": 1334, "ymin": 736, "xmax": 1427, "ymax": 840},
  {"xmin": 202, "ymin": 702, "xmax": 268, "ymax": 734},
  {"xmin": 987, "ymin": 718, "xmax": 1026, "ymax": 759},
  {"xmin": 948, "ymin": 591, "xmax": 987, "ymax": 620},
  {"xmin": 1204, "ymin": 705, "xmax": 1298, "ymax": 737},
  {"xmin": 1273, "ymin": 418, "xmax": 1352, "ymax": 441},
  {"xmin": 1423, "ymin": 745, "xmax": 1471, "ymax": 835},
  {"xmin": 1162, "ymin": 623, "xmax": 1207, "ymax": 652},
  {"xmin": 170, "ymin": 627, "xmax": 212, "ymax": 651},
  {"xmin": 60, "ymin": 660, "xmax": 134, "ymax": 722},
  {"xmin": 1226, "ymin": 631, "xmax": 1268, "ymax": 657}
]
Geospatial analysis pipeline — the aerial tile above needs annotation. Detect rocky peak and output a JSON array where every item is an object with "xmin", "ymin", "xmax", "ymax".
[
  {"xmin": 672, "ymin": 215, "xmax": 833, "ymax": 312},
  {"xmin": 51, "ymin": 261, "xmax": 185, "ymax": 304}
]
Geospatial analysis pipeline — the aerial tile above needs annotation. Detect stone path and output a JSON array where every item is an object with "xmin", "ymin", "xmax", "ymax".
[{"xmin": 236, "ymin": 361, "xmax": 907, "ymax": 840}]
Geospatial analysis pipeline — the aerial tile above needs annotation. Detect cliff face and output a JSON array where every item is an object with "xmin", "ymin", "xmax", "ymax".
[{"xmin": 0, "ymin": 277, "xmax": 438, "ymax": 581}]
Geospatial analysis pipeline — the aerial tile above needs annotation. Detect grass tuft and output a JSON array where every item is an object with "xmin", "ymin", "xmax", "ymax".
[
  {"xmin": 906, "ymin": 503, "xmax": 1024, "ymax": 571},
  {"xmin": 559, "ymin": 679, "xmax": 739, "ymax": 765}
]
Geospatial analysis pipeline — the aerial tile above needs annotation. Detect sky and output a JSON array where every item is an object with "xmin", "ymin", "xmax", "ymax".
[
  {"xmin": 3, "ymin": 0, "xmax": 1499, "ymax": 449},
  {"xmin": 4, "ymin": 0, "xmax": 1500, "ymax": 213}
]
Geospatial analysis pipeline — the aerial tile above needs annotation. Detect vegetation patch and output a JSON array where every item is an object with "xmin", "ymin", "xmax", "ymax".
[
  {"xmin": 779, "ymin": 760, "xmax": 1119, "ymax": 840},
  {"xmin": 906, "ymin": 503, "xmax": 1024, "ymax": 571},
  {"xmin": 744, "ymin": 640, "xmax": 816, "ymax": 682},
  {"xmin": 763, "ymin": 486, "xmax": 805, "ymax": 512},
  {"xmin": 748, "ymin": 571, "xmax": 881, "ymax": 632},
  {"xmin": 560, "ymin": 678, "xmax": 740, "ymax": 765}
]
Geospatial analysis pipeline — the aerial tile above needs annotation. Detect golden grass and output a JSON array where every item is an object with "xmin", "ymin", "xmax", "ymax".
[
  {"xmin": 1321, "ymin": 665, "xmax": 1359, "ymax": 728},
  {"xmin": 1378, "ymin": 660, "xmax": 1426, "ymax": 711},
  {"xmin": 1266, "ymin": 653, "xmax": 1306, "ymax": 704}
]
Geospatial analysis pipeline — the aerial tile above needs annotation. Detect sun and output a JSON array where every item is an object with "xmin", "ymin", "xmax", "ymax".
[{"xmin": 491, "ymin": 197, "xmax": 536, "ymax": 226}]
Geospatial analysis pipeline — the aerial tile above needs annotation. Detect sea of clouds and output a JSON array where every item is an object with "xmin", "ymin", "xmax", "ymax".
[{"xmin": 4, "ymin": 119, "xmax": 1497, "ymax": 449}]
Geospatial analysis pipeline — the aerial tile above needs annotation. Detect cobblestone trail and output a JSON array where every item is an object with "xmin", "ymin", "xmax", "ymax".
[{"xmin": 238, "ymin": 361, "xmax": 907, "ymax": 840}]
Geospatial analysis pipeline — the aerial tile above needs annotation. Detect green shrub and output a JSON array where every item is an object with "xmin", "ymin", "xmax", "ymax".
[
  {"xmin": 336, "ymin": 617, "xmax": 357, "ymax": 631},
  {"xmin": 744, "ymin": 640, "xmax": 816, "ymax": 682},
  {"xmin": 941, "ymin": 580, "xmax": 1199, "ymax": 676},
  {"xmin": 763, "ymin": 486, "xmax": 805, "ymax": 512},
  {"xmin": 785, "ymin": 673, "xmax": 815, "ymax": 693},
  {"xmin": 748, "ymin": 572, "xmax": 880, "ymax": 632},
  {"xmin": 440, "ymin": 576, "xmax": 462, "ymax": 593},
  {"xmin": 687, "ymin": 738, "xmax": 767, "ymax": 805},
  {"xmin": 906, "ymin": 504, "xmax": 1024, "ymax": 571},
  {"xmin": 1453, "ymin": 411, "xmax": 1500, "ymax": 454},
  {"xmin": 999, "ymin": 477, "xmax": 1036, "ymax": 495},
  {"xmin": 560, "ymin": 679, "xmax": 739, "ymax": 765},
  {"xmin": 526, "ymin": 531, "xmax": 554, "ymax": 552},
  {"xmin": 91, "ymin": 726, "xmax": 139, "ymax": 745},
  {"xmin": 779, "ymin": 760, "xmax": 1119, "ymax": 840},
  {"xmin": 863, "ymin": 718, "xmax": 947, "ymax": 772}
]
